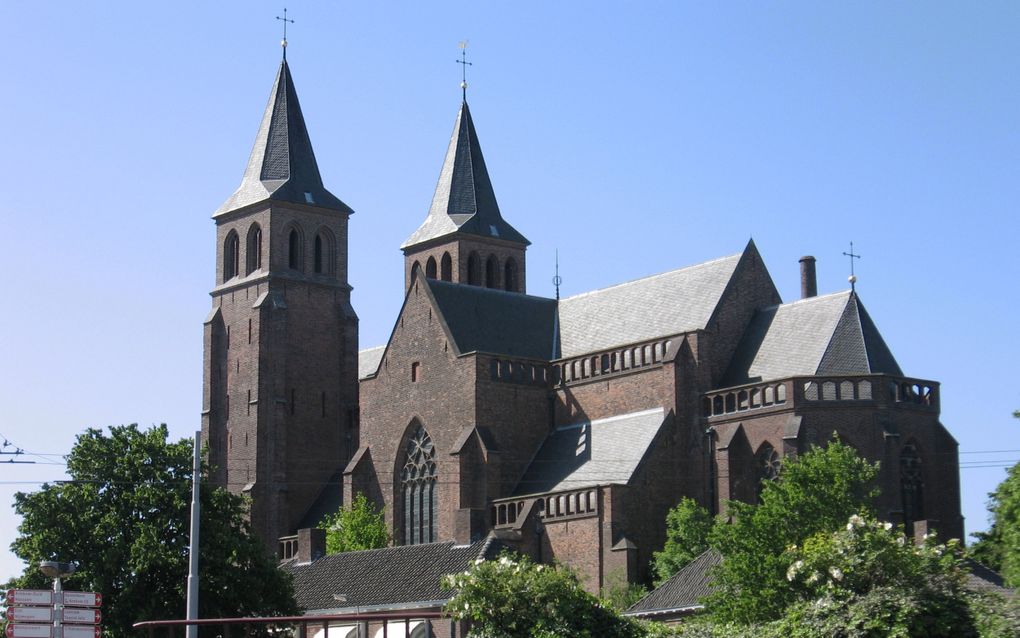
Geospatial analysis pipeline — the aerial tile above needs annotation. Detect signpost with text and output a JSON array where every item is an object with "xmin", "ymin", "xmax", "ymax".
[{"xmin": 5, "ymin": 589, "xmax": 103, "ymax": 638}]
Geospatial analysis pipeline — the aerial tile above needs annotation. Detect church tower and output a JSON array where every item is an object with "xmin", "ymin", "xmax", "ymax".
[
  {"xmin": 201, "ymin": 58, "xmax": 359, "ymax": 554},
  {"xmin": 401, "ymin": 100, "xmax": 530, "ymax": 292}
]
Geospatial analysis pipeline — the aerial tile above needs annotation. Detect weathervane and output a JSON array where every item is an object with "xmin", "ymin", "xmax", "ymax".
[
  {"xmin": 553, "ymin": 250, "xmax": 562, "ymax": 301},
  {"xmin": 456, "ymin": 40, "xmax": 472, "ymax": 100},
  {"xmin": 842, "ymin": 241, "xmax": 861, "ymax": 292},
  {"xmin": 277, "ymin": 8, "xmax": 295, "ymax": 60}
]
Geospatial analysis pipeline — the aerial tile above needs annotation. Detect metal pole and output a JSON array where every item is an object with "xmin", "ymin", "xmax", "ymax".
[
  {"xmin": 53, "ymin": 574, "xmax": 62, "ymax": 638},
  {"xmin": 186, "ymin": 431, "xmax": 202, "ymax": 638}
]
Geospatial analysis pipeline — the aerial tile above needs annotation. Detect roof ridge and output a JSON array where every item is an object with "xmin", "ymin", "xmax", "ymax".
[
  {"xmin": 425, "ymin": 278, "xmax": 556, "ymax": 304},
  {"xmin": 559, "ymin": 252, "xmax": 744, "ymax": 303},
  {"xmin": 760, "ymin": 288, "xmax": 852, "ymax": 313}
]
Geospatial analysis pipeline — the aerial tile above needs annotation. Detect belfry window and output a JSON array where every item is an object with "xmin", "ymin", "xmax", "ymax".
[
  {"xmin": 288, "ymin": 228, "xmax": 302, "ymax": 271},
  {"xmin": 485, "ymin": 255, "xmax": 499, "ymax": 288},
  {"xmin": 402, "ymin": 424, "xmax": 438, "ymax": 545},
  {"xmin": 245, "ymin": 224, "xmax": 262, "ymax": 275},
  {"xmin": 440, "ymin": 252, "xmax": 453, "ymax": 281},
  {"xmin": 901, "ymin": 442, "xmax": 924, "ymax": 530},
  {"xmin": 425, "ymin": 257, "xmax": 437, "ymax": 279},
  {"xmin": 314, "ymin": 235, "xmax": 323, "ymax": 273},
  {"xmin": 504, "ymin": 258, "xmax": 518, "ymax": 292},
  {"xmin": 467, "ymin": 252, "xmax": 481, "ymax": 286},
  {"xmin": 224, "ymin": 231, "xmax": 240, "ymax": 281}
]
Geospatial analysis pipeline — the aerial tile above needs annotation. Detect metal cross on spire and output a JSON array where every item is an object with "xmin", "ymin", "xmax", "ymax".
[
  {"xmin": 552, "ymin": 249, "xmax": 562, "ymax": 301},
  {"xmin": 843, "ymin": 241, "xmax": 861, "ymax": 292},
  {"xmin": 277, "ymin": 8, "xmax": 295, "ymax": 60},
  {"xmin": 456, "ymin": 40, "xmax": 472, "ymax": 100}
]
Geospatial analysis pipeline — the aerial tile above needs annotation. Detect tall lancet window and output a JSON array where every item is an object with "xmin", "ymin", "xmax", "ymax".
[
  {"xmin": 900, "ymin": 441, "xmax": 924, "ymax": 529},
  {"xmin": 402, "ymin": 424, "xmax": 438, "ymax": 545}
]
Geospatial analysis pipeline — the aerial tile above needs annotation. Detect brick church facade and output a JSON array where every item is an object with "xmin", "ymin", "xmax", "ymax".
[{"xmin": 202, "ymin": 58, "xmax": 963, "ymax": 594}]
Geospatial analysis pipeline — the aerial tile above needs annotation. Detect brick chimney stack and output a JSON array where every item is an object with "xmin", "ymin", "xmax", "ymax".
[
  {"xmin": 799, "ymin": 256, "xmax": 817, "ymax": 299},
  {"xmin": 297, "ymin": 528, "xmax": 326, "ymax": 564}
]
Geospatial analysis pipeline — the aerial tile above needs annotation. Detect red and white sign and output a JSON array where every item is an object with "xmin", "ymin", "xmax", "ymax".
[
  {"xmin": 59, "ymin": 627, "xmax": 100, "ymax": 638},
  {"xmin": 61, "ymin": 609, "xmax": 101, "ymax": 625},
  {"xmin": 61, "ymin": 592, "xmax": 102, "ymax": 608},
  {"xmin": 7, "ymin": 607, "xmax": 53, "ymax": 623},
  {"xmin": 5, "ymin": 590, "xmax": 53, "ymax": 606},
  {"xmin": 5, "ymin": 625, "xmax": 52, "ymax": 638}
]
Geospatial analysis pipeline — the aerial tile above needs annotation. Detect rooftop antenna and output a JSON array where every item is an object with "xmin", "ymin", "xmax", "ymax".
[
  {"xmin": 552, "ymin": 250, "xmax": 562, "ymax": 301},
  {"xmin": 842, "ymin": 241, "xmax": 861, "ymax": 292},
  {"xmin": 276, "ymin": 8, "xmax": 294, "ymax": 60},
  {"xmin": 456, "ymin": 40, "xmax": 472, "ymax": 101}
]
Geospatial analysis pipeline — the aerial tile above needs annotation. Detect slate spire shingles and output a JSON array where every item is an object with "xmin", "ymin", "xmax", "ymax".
[
  {"xmin": 402, "ymin": 100, "xmax": 528, "ymax": 248},
  {"xmin": 215, "ymin": 60, "xmax": 352, "ymax": 217}
]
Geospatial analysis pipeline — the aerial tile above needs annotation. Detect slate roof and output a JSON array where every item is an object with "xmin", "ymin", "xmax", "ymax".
[
  {"xmin": 557, "ymin": 252, "xmax": 744, "ymax": 359},
  {"xmin": 514, "ymin": 408, "xmax": 667, "ymax": 495},
  {"xmin": 964, "ymin": 560, "xmax": 1016, "ymax": 598},
  {"xmin": 722, "ymin": 291, "xmax": 903, "ymax": 386},
  {"xmin": 402, "ymin": 101, "xmax": 528, "ymax": 248},
  {"xmin": 215, "ymin": 61, "xmax": 352, "ymax": 217},
  {"xmin": 427, "ymin": 279, "xmax": 558, "ymax": 360},
  {"xmin": 626, "ymin": 549, "xmax": 721, "ymax": 617},
  {"xmin": 358, "ymin": 345, "xmax": 385, "ymax": 380},
  {"xmin": 283, "ymin": 537, "xmax": 504, "ymax": 613}
]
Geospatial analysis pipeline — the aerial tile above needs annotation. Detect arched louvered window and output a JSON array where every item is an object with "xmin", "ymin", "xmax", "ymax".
[
  {"xmin": 485, "ymin": 255, "xmax": 499, "ymax": 288},
  {"xmin": 288, "ymin": 227, "xmax": 303, "ymax": 271},
  {"xmin": 245, "ymin": 223, "xmax": 262, "ymax": 275},
  {"xmin": 901, "ymin": 441, "xmax": 924, "ymax": 530},
  {"xmin": 504, "ymin": 257, "xmax": 518, "ymax": 292},
  {"xmin": 440, "ymin": 252, "xmax": 453, "ymax": 281},
  {"xmin": 223, "ymin": 231, "xmax": 240, "ymax": 281},
  {"xmin": 402, "ymin": 424, "xmax": 438, "ymax": 545},
  {"xmin": 755, "ymin": 443, "xmax": 781, "ymax": 501},
  {"xmin": 425, "ymin": 256, "xmax": 437, "ymax": 279}
]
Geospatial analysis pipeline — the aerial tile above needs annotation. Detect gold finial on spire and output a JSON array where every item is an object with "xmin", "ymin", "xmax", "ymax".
[{"xmin": 276, "ymin": 8, "xmax": 294, "ymax": 60}]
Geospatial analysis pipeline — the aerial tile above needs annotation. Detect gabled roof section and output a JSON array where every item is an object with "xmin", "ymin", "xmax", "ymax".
[
  {"xmin": 557, "ymin": 251, "xmax": 745, "ymax": 358},
  {"xmin": 722, "ymin": 291, "xmax": 903, "ymax": 386},
  {"xmin": 401, "ymin": 101, "xmax": 528, "ymax": 249},
  {"xmin": 282, "ymin": 537, "xmax": 504, "ymax": 613},
  {"xmin": 215, "ymin": 61, "xmax": 352, "ymax": 217},
  {"xmin": 626, "ymin": 549, "xmax": 721, "ymax": 617},
  {"xmin": 426, "ymin": 279, "xmax": 557, "ymax": 360},
  {"xmin": 514, "ymin": 407, "xmax": 667, "ymax": 495},
  {"xmin": 358, "ymin": 345, "xmax": 386, "ymax": 380}
]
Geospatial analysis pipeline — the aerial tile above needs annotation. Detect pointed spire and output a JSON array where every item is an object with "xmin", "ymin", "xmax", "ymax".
[
  {"xmin": 401, "ymin": 100, "xmax": 528, "ymax": 248},
  {"xmin": 215, "ymin": 61, "xmax": 352, "ymax": 217}
]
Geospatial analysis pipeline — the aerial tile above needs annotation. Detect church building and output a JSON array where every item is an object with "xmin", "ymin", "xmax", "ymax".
[{"xmin": 201, "ymin": 56, "xmax": 963, "ymax": 597}]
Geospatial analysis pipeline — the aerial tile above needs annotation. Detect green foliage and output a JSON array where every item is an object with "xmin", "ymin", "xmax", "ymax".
[
  {"xmin": 5, "ymin": 425, "xmax": 297, "ymax": 638},
  {"xmin": 652, "ymin": 497, "xmax": 712, "ymax": 585},
  {"xmin": 969, "ymin": 410, "xmax": 1020, "ymax": 587},
  {"xmin": 601, "ymin": 568, "xmax": 648, "ymax": 612},
  {"xmin": 969, "ymin": 590, "xmax": 1020, "ymax": 638},
  {"xmin": 318, "ymin": 492, "xmax": 390, "ymax": 554},
  {"xmin": 442, "ymin": 552, "xmax": 643, "ymax": 638},
  {"xmin": 777, "ymin": 515, "xmax": 975, "ymax": 637},
  {"xmin": 705, "ymin": 437, "xmax": 879, "ymax": 623}
]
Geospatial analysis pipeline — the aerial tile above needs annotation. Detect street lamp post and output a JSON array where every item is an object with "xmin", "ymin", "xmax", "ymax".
[{"xmin": 39, "ymin": 561, "xmax": 76, "ymax": 638}]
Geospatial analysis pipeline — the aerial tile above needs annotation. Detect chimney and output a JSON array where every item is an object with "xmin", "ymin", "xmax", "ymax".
[
  {"xmin": 799, "ymin": 256, "xmax": 817, "ymax": 299},
  {"xmin": 297, "ymin": 528, "xmax": 326, "ymax": 563}
]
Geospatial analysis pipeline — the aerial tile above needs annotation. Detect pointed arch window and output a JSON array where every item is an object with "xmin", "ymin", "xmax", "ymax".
[
  {"xmin": 755, "ymin": 443, "xmax": 781, "ymax": 501},
  {"xmin": 467, "ymin": 252, "xmax": 481, "ymax": 286},
  {"xmin": 441, "ymin": 252, "xmax": 453, "ymax": 281},
  {"xmin": 246, "ymin": 224, "xmax": 262, "ymax": 275},
  {"xmin": 504, "ymin": 257, "xmax": 518, "ymax": 292},
  {"xmin": 288, "ymin": 227, "xmax": 303, "ymax": 271},
  {"xmin": 425, "ymin": 257, "xmax": 438, "ymax": 279},
  {"xmin": 224, "ymin": 231, "xmax": 240, "ymax": 281},
  {"xmin": 901, "ymin": 441, "xmax": 924, "ymax": 529},
  {"xmin": 485, "ymin": 255, "xmax": 499, "ymax": 288},
  {"xmin": 314, "ymin": 229, "xmax": 335, "ymax": 276},
  {"xmin": 402, "ymin": 424, "xmax": 438, "ymax": 545}
]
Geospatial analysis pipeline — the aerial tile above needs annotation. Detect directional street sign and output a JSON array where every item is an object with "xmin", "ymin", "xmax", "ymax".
[
  {"xmin": 5, "ymin": 590, "xmax": 53, "ymax": 606},
  {"xmin": 61, "ymin": 592, "xmax": 102, "ymax": 608},
  {"xmin": 61, "ymin": 609, "xmax": 101, "ymax": 625},
  {"xmin": 6, "ymin": 625, "xmax": 52, "ymax": 638},
  {"xmin": 7, "ymin": 607, "xmax": 53, "ymax": 622},
  {"xmin": 59, "ymin": 627, "xmax": 101, "ymax": 638}
]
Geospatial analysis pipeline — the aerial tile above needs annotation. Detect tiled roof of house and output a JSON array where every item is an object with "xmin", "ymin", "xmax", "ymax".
[
  {"xmin": 557, "ymin": 252, "xmax": 744, "ymax": 359},
  {"xmin": 215, "ymin": 61, "xmax": 352, "ymax": 217},
  {"xmin": 626, "ymin": 549, "xmax": 721, "ymax": 617},
  {"xmin": 514, "ymin": 408, "xmax": 667, "ymax": 495},
  {"xmin": 402, "ymin": 101, "xmax": 528, "ymax": 249},
  {"xmin": 722, "ymin": 291, "xmax": 902, "ymax": 386},
  {"xmin": 358, "ymin": 345, "xmax": 386, "ymax": 380},
  {"xmin": 964, "ymin": 560, "xmax": 1016, "ymax": 598},
  {"xmin": 283, "ymin": 537, "xmax": 504, "ymax": 613}
]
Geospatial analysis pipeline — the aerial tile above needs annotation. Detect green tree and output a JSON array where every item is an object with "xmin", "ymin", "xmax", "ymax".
[
  {"xmin": 705, "ymin": 437, "xmax": 879, "ymax": 623},
  {"xmin": 442, "ymin": 552, "xmax": 643, "ymax": 638},
  {"xmin": 969, "ymin": 410, "xmax": 1020, "ymax": 587},
  {"xmin": 651, "ymin": 497, "xmax": 713, "ymax": 585},
  {"xmin": 317, "ymin": 492, "xmax": 390, "ymax": 554},
  {"xmin": 5, "ymin": 425, "xmax": 297, "ymax": 638}
]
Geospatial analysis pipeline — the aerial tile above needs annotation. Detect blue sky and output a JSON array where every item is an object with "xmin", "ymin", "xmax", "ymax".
[{"xmin": 1, "ymin": 2, "xmax": 1018, "ymax": 581}]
